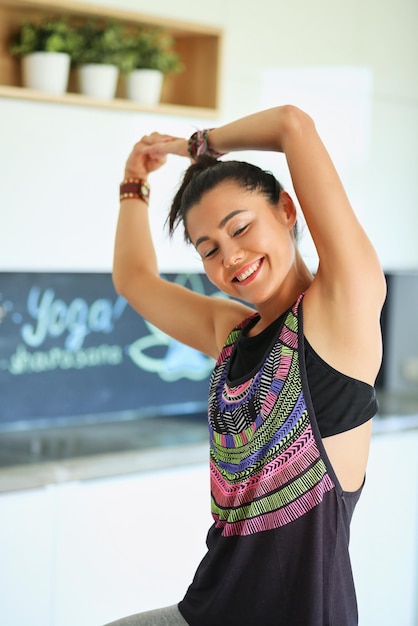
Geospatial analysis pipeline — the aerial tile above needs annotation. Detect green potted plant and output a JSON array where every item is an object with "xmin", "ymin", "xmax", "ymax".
[
  {"xmin": 121, "ymin": 28, "xmax": 183, "ymax": 106},
  {"xmin": 71, "ymin": 20, "xmax": 127, "ymax": 100},
  {"xmin": 9, "ymin": 17, "xmax": 80, "ymax": 94}
]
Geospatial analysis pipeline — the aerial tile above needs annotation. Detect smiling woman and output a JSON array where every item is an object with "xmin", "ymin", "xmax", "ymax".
[
  {"xmin": 181, "ymin": 178, "xmax": 304, "ymax": 318},
  {"xmin": 109, "ymin": 104, "xmax": 386, "ymax": 626}
]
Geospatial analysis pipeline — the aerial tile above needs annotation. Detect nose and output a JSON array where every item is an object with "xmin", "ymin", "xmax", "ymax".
[{"xmin": 222, "ymin": 242, "xmax": 243, "ymax": 268}]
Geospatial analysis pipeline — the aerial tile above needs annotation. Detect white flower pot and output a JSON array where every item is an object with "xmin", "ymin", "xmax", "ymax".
[
  {"xmin": 77, "ymin": 64, "xmax": 119, "ymax": 100},
  {"xmin": 125, "ymin": 69, "xmax": 164, "ymax": 106},
  {"xmin": 21, "ymin": 52, "xmax": 71, "ymax": 95}
]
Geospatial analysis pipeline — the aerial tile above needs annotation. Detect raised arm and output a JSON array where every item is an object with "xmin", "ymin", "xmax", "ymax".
[
  {"xmin": 146, "ymin": 105, "xmax": 386, "ymax": 382},
  {"xmin": 117, "ymin": 106, "xmax": 385, "ymax": 381},
  {"xmin": 146, "ymin": 106, "xmax": 385, "ymax": 299},
  {"xmin": 112, "ymin": 134, "xmax": 251, "ymax": 360},
  {"xmin": 224, "ymin": 106, "xmax": 385, "ymax": 382},
  {"xmin": 209, "ymin": 106, "xmax": 385, "ymax": 298}
]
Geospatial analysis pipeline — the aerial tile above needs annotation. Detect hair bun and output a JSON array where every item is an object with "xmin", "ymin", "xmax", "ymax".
[
  {"xmin": 177, "ymin": 155, "xmax": 219, "ymax": 199},
  {"xmin": 188, "ymin": 154, "xmax": 219, "ymax": 175}
]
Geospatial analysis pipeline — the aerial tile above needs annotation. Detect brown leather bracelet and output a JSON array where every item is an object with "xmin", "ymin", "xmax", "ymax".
[{"xmin": 119, "ymin": 178, "xmax": 150, "ymax": 204}]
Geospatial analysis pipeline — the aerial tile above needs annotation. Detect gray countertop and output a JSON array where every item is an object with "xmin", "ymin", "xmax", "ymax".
[
  {"xmin": 0, "ymin": 416, "xmax": 210, "ymax": 493},
  {"xmin": 0, "ymin": 410, "xmax": 417, "ymax": 494}
]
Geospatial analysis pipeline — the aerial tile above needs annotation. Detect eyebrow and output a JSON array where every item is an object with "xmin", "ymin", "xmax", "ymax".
[{"xmin": 194, "ymin": 209, "xmax": 247, "ymax": 249}]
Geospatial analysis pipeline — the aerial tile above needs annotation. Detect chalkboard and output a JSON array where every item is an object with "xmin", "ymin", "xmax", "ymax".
[{"xmin": 0, "ymin": 272, "xmax": 219, "ymax": 428}]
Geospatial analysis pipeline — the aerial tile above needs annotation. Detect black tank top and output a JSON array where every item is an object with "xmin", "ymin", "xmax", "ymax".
[
  {"xmin": 180, "ymin": 295, "xmax": 364, "ymax": 626},
  {"xmin": 228, "ymin": 311, "xmax": 378, "ymax": 437}
]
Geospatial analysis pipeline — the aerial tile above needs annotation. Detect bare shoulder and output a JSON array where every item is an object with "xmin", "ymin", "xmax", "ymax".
[{"xmin": 302, "ymin": 270, "xmax": 386, "ymax": 385}]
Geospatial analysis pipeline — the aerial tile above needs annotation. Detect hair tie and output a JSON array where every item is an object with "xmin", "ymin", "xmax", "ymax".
[{"xmin": 187, "ymin": 129, "xmax": 227, "ymax": 160}]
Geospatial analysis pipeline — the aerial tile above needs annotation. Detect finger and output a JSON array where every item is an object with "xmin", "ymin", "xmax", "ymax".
[
  {"xmin": 149, "ymin": 132, "xmax": 181, "ymax": 141},
  {"xmin": 132, "ymin": 139, "xmax": 149, "ymax": 152},
  {"xmin": 141, "ymin": 142, "xmax": 171, "ymax": 157},
  {"xmin": 145, "ymin": 133, "xmax": 183, "ymax": 145},
  {"xmin": 147, "ymin": 137, "xmax": 187, "ymax": 156}
]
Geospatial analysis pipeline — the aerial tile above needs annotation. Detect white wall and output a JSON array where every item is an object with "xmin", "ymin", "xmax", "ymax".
[{"xmin": 0, "ymin": 0, "xmax": 417, "ymax": 272}]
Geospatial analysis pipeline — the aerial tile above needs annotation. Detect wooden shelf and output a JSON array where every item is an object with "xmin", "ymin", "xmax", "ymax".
[
  {"xmin": 0, "ymin": 84, "xmax": 219, "ymax": 118},
  {"xmin": 0, "ymin": 0, "xmax": 222, "ymax": 116}
]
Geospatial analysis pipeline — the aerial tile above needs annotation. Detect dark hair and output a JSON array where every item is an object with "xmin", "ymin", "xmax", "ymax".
[{"xmin": 168, "ymin": 156, "xmax": 286, "ymax": 243}]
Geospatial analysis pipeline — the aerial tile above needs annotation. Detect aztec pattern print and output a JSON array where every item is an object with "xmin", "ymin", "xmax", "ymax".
[{"xmin": 208, "ymin": 295, "xmax": 335, "ymax": 537}]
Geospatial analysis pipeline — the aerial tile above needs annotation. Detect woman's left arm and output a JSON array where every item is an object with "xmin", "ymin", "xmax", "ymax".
[
  {"xmin": 207, "ymin": 105, "xmax": 387, "ymax": 382},
  {"xmin": 151, "ymin": 106, "xmax": 385, "ymax": 301},
  {"xmin": 210, "ymin": 106, "xmax": 385, "ymax": 299},
  {"xmin": 144, "ymin": 106, "xmax": 386, "ymax": 380}
]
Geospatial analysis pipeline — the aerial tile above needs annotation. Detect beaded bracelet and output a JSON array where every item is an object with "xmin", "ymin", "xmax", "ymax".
[
  {"xmin": 187, "ymin": 128, "xmax": 227, "ymax": 160},
  {"xmin": 119, "ymin": 178, "xmax": 150, "ymax": 204}
]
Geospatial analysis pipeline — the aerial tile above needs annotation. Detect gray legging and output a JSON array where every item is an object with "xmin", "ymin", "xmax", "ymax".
[{"xmin": 104, "ymin": 604, "xmax": 189, "ymax": 626}]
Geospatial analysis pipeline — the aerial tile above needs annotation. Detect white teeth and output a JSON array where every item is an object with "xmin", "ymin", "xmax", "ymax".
[{"xmin": 236, "ymin": 261, "xmax": 260, "ymax": 282}]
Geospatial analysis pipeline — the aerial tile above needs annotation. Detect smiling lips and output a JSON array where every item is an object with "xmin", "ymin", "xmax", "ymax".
[{"xmin": 234, "ymin": 258, "xmax": 263, "ymax": 283}]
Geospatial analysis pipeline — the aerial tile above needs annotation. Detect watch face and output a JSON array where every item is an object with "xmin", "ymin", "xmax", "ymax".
[{"xmin": 140, "ymin": 183, "xmax": 150, "ymax": 199}]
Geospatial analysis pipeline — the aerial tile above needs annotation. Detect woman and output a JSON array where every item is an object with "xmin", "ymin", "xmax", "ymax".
[{"xmin": 108, "ymin": 105, "xmax": 386, "ymax": 625}]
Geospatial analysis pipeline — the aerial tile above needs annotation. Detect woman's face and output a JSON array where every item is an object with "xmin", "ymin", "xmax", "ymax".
[{"xmin": 185, "ymin": 180, "xmax": 298, "ymax": 309}]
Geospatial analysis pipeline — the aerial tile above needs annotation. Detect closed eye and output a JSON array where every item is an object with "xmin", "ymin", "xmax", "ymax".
[
  {"xmin": 233, "ymin": 224, "xmax": 249, "ymax": 237},
  {"xmin": 202, "ymin": 246, "xmax": 218, "ymax": 259}
]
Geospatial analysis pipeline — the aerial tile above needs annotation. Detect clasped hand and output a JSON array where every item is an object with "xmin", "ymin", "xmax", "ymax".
[{"xmin": 124, "ymin": 132, "xmax": 189, "ymax": 179}]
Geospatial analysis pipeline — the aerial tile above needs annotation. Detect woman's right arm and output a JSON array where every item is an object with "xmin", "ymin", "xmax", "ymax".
[{"xmin": 113, "ymin": 134, "xmax": 251, "ymax": 359}]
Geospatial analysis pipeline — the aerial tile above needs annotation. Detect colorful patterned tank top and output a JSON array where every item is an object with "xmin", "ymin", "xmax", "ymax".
[{"xmin": 179, "ymin": 294, "xmax": 362, "ymax": 626}]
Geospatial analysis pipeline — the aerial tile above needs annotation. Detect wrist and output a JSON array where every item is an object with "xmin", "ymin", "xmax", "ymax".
[
  {"xmin": 120, "ymin": 177, "xmax": 150, "ymax": 204},
  {"xmin": 187, "ymin": 128, "xmax": 227, "ymax": 160},
  {"xmin": 124, "ymin": 170, "xmax": 148, "ymax": 181}
]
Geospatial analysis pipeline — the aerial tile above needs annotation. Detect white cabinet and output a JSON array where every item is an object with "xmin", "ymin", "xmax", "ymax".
[
  {"xmin": 0, "ymin": 428, "xmax": 417, "ymax": 625},
  {"xmin": 0, "ymin": 462, "xmax": 211, "ymax": 626}
]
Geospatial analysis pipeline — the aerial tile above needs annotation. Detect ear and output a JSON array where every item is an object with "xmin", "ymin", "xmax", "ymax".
[{"xmin": 279, "ymin": 191, "xmax": 297, "ymax": 231}]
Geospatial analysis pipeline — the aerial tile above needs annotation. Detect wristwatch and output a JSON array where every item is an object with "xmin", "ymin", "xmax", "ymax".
[{"xmin": 119, "ymin": 178, "xmax": 150, "ymax": 204}]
